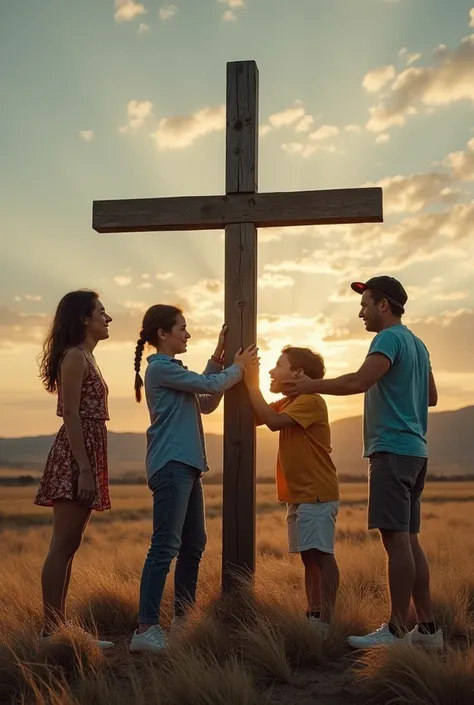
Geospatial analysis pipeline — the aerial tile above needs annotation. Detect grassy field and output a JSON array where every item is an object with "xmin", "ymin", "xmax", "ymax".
[{"xmin": 1, "ymin": 482, "xmax": 473, "ymax": 704}]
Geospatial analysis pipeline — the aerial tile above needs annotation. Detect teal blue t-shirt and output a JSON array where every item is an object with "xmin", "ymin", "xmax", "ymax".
[{"xmin": 363, "ymin": 325, "xmax": 430, "ymax": 458}]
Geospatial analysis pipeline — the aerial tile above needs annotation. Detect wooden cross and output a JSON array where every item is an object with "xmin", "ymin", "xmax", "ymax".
[{"xmin": 93, "ymin": 60, "xmax": 383, "ymax": 593}]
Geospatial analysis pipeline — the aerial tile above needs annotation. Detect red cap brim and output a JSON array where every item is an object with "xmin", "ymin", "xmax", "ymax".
[{"xmin": 350, "ymin": 282, "xmax": 367, "ymax": 294}]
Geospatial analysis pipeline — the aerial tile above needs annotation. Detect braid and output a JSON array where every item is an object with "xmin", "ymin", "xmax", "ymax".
[{"xmin": 134, "ymin": 337, "xmax": 145, "ymax": 403}]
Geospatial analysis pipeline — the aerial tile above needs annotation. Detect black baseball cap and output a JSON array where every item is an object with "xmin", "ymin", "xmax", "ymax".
[{"xmin": 351, "ymin": 276, "xmax": 408, "ymax": 313}]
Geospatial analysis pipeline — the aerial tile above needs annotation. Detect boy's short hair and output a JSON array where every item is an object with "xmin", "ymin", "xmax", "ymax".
[{"xmin": 281, "ymin": 346, "xmax": 325, "ymax": 380}]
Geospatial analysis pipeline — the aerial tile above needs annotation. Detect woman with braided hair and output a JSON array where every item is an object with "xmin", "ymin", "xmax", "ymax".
[{"xmin": 129, "ymin": 304, "xmax": 258, "ymax": 653}]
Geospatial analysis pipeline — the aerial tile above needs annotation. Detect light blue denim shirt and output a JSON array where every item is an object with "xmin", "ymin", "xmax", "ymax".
[{"xmin": 144, "ymin": 354, "xmax": 243, "ymax": 480}]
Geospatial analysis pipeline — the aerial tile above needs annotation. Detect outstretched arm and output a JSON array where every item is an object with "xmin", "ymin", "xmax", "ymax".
[
  {"xmin": 148, "ymin": 357, "xmax": 243, "ymax": 395},
  {"xmin": 198, "ymin": 358, "xmax": 226, "ymax": 414},
  {"xmin": 281, "ymin": 353, "xmax": 391, "ymax": 397}
]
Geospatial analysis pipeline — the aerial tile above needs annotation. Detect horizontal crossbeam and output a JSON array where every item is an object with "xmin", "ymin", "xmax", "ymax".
[{"xmin": 93, "ymin": 187, "xmax": 383, "ymax": 234}]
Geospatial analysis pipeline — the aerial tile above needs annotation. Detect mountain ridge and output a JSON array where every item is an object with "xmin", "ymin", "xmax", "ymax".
[{"xmin": 1, "ymin": 406, "xmax": 472, "ymax": 478}]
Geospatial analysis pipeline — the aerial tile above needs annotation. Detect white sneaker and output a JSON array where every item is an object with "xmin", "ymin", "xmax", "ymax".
[
  {"xmin": 130, "ymin": 625, "xmax": 168, "ymax": 653},
  {"xmin": 347, "ymin": 623, "xmax": 410, "ymax": 650},
  {"xmin": 40, "ymin": 627, "xmax": 114, "ymax": 650},
  {"xmin": 308, "ymin": 617, "xmax": 330, "ymax": 638},
  {"xmin": 408, "ymin": 624, "xmax": 444, "ymax": 651}
]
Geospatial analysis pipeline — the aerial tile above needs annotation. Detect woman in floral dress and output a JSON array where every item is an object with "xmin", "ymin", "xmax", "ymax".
[{"xmin": 35, "ymin": 290, "xmax": 113, "ymax": 648}]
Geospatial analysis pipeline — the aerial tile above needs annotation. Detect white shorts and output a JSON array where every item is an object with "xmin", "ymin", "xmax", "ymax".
[{"xmin": 286, "ymin": 501, "xmax": 339, "ymax": 554}]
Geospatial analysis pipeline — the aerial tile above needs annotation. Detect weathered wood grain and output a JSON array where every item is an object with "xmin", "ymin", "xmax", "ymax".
[
  {"xmin": 93, "ymin": 187, "xmax": 383, "ymax": 233},
  {"xmin": 226, "ymin": 61, "xmax": 259, "ymax": 194},
  {"xmin": 222, "ymin": 223, "xmax": 258, "ymax": 591}
]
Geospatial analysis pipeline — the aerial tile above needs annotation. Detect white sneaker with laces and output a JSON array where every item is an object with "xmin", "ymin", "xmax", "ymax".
[
  {"xmin": 347, "ymin": 623, "xmax": 410, "ymax": 650},
  {"xmin": 408, "ymin": 624, "xmax": 444, "ymax": 651},
  {"xmin": 130, "ymin": 625, "xmax": 168, "ymax": 653},
  {"xmin": 308, "ymin": 617, "xmax": 330, "ymax": 638}
]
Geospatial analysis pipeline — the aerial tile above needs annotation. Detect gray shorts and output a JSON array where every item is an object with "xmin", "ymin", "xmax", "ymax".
[
  {"xmin": 286, "ymin": 501, "xmax": 339, "ymax": 554},
  {"xmin": 368, "ymin": 452, "xmax": 427, "ymax": 533}
]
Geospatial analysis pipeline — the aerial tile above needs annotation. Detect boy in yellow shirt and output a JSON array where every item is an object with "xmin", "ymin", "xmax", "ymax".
[{"xmin": 244, "ymin": 346, "xmax": 340, "ymax": 633}]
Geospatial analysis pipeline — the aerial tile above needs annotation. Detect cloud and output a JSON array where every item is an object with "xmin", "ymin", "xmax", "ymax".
[
  {"xmin": 375, "ymin": 133, "xmax": 390, "ymax": 145},
  {"xmin": 218, "ymin": 0, "xmax": 244, "ymax": 7},
  {"xmin": 366, "ymin": 34, "xmax": 474, "ymax": 132},
  {"xmin": 152, "ymin": 105, "xmax": 225, "ymax": 149},
  {"xmin": 0, "ymin": 306, "xmax": 48, "ymax": 348},
  {"xmin": 406, "ymin": 52, "xmax": 422, "ymax": 66},
  {"xmin": 344, "ymin": 124, "xmax": 361, "ymax": 134},
  {"xmin": 218, "ymin": 0, "xmax": 244, "ymax": 20},
  {"xmin": 12, "ymin": 294, "xmax": 43, "ymax": 303},
  {"xmin": 156, "ymin": 272, "xmax": 174, "ymax": 281},
  {"xmin": 114, "ymin": 276, "xmax": 133, "ymax": 286},
  {"xmin": 281, "ymin": 142, "xmax": 316, "ymax": 158},
  {"xmin": 268, "ymin": 105, "xmax": 306, "ymax": 129},
  {"xmin": 310, "ymin": 124, "xmax": 339, "ymax": 141},
  {"xmin": 79, "ymin": 130, "xmax": 94, "ymax": 142},
  {"xmin": 159, "ymin": 5, "xmax": 178, "ymax": 20},
  {"xmin": 347, "ymin": 202, "xmax": 474, "ymax": 270},
  {"xmin": 470, "ymin": 8, "xmax": 474, "ymax": 27},
  {"xmin": 265, "ymin": 257, "xmax": 338, "ymax": 276},
  {"xmin": 295, "ymin": 115, "xmax": 315, "ymax": 133},
  {"xmin": 362, "ymin": 65, "xmax": 396, "ymax": 93},
  {"xmin": 259, "ymin": 125, "xmax": 272, "ymax": 137},
  {"xmin": 122, "ymin": 300, "xmax": 147, "ymax": 311},
  {"xmin": 24, "ymin": 294, "xmax": 42, "ymax": 302},
  {"xmin": 263, "ymin": 102, "xmax": 315, "ymax": 139},
  {"xmin": 433, "ymin": 291, "xmax": 468, "ymax": 301},
  {"xmin": 445, "ymin": 138, "xmax": 474, "ymax": 181},
  {"xmin": 137, "ymin": 22, "xmax": 150, "ymax": 33},
  {"xmin": 174, "ymin": 279, "xmax": 223, "ymax": 321},
  {"xmin": 115, "ymin": 0, "xmax": 146, "ymax": 22},
  {"xmin": 258, "ymin": 273, "xmax": 295, "ymax": 289},
  {"xmin": 372, "ymin": 172, "xmax": 454, "ymax": 214},
  {"xmin": 120, "ymin": 99, "xmax": 153, "ymax": 133}
]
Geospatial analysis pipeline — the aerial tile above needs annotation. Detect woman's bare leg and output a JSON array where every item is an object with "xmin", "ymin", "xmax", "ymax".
[{"xmin": 41, "ymin": 500, "xmax": 91, "ymax": 632}]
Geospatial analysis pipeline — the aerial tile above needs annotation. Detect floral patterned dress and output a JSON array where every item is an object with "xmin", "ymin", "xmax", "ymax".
[{"xmin": 34, "ymin": 348, "xmax": 111, "ymax": 511}]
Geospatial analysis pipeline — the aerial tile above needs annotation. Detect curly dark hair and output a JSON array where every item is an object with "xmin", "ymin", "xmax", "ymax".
[
  {"xmin": 39, "ymin": 290, "xmax": 99, "ymax": 394},
  {"xmin": 134, "ymin": 304, "xmax": 183, "ymax": 403}
]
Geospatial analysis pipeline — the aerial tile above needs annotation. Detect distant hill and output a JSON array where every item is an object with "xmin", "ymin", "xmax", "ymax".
[{"xmin": 1, "ymin": 406, "xmax": 472, "ymax": 479}]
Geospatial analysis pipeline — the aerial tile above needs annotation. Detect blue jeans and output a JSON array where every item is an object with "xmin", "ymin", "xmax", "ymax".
[{"xmin": 138, "ymin": 461, "xmax": 207, "ymax": 625}]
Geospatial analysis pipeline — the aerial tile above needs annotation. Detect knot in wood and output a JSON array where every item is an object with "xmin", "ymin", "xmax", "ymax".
[
  {"xmin": 248, "ymin": 198, "xmax": 256, "ymax": 207},
  {"xmin": 233, "ymin": 118, "xmax": 243, "ymax": 132},
  {"xmin": 237, "ymin": 299, "xmax": 245, "ymax": 308}
]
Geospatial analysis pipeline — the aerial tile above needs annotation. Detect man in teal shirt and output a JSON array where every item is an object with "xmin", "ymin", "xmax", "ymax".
[{"xmin": 282, "ymin": 276, "xmax": 443, "ymax": 650}]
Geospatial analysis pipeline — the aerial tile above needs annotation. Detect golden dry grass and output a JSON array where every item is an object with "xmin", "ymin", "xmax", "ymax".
[{"xmin": 0, "ymin": 482, "xmax": 473, "ymax": 704}]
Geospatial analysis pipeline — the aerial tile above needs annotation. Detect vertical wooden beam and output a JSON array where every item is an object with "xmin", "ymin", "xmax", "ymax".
[
  {"xmin": 225, "ymin": 61, "xmax": 259, "ymax": 194},
  {"xmin": 222, "ymin": 61, "xmax": 259, "ymax": 592}
]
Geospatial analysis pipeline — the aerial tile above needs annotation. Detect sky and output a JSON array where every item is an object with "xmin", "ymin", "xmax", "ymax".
[{"xmin": 1, "ymin": 0, "xmax": 474, "ymax": 438}]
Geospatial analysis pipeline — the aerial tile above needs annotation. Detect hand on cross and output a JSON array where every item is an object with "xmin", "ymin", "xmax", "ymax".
[
  {"xmin": 234, "ymin": 345, "xmax": 259, "ymax": 372},
  {"xmin": 212, "ymin": 324, "xmax": 228, "ymax": 363},
  {"xmin": 243, "ymin": 354, "xmax": 260, "ymax": 387}
]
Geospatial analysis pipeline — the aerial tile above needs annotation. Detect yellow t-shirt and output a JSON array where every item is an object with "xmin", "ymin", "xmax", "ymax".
[{"xmin": 273, "ymin": 394, "xmax": 339, "ymax": 504}]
